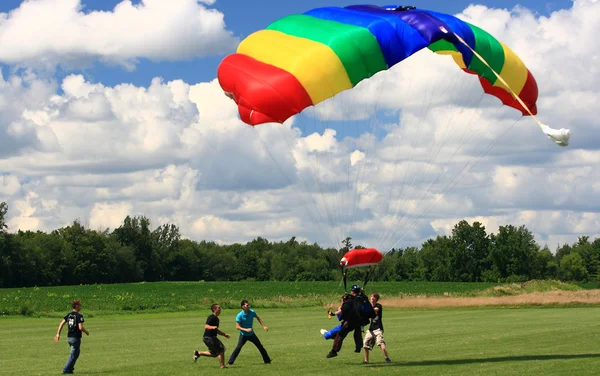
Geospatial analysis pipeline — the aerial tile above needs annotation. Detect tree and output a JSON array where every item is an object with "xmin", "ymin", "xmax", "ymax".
[
  {"xmin": 340, "ymin": 237, "xmax": 352, "ymax": 257},
  {"xmin": 533, "ymin": 246, "xmax": 558, "ymax": 279},
  {"xmin": 419, "ymin": 236, "xmax": 453, "ymax": 281},
  {"xmin": 559, "ymin": 252, "xmax": 589, "ymax": 281},
  {"xmin": 489, "ymin": 225, "xmax": 538, "ymax": 281},
  {"xmin": 450, "ymin": 221, "xmax": 490, "ymax": 281},
  {"xmin": 0, "ymin": 202, "xmax": 8, "ymax": 234},
  {"xmin": 573, "ymin": 237, "xmax": 600, "ymax": 279},
  {"xmin": 114, "ymin": 216, "xmax": 153, "ymax": 281}
]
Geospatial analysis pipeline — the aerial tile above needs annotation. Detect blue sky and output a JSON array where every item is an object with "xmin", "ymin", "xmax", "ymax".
[
  {"xmin": 0, "ymin": 0, "xmax": 597, "ymax": 251},
  {"xmin": 0, "ymin": 0, "xmax": 574, "ymax": 87}
]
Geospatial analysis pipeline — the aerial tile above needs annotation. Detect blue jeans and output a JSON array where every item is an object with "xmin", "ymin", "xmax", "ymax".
[
  {"xmin": 227, "ymin": 333, "xmax": 271, "ymax": 365},
  {"xmin": 62, "ymin": 337, "xmax": 81, "ymax": 374},
  {"xmin": 324, "ymin": 324, "xmax": 342, "ymax": 340}
]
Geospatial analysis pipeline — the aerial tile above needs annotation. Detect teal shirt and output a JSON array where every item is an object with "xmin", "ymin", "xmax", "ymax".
[{"xmin": 236, "ymin": 309, "xmax": 258, "ymax": 336}]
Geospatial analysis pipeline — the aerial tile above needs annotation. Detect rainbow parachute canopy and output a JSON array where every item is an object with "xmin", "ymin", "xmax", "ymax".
[{"xmin": 218, "ymin": 4, "xmax": 538, "ymax": 126}]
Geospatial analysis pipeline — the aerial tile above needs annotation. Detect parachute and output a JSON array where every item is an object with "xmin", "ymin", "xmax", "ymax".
[
  {"xmin": 340, "ymin": 248, "xmax": 383, "ymax": 269},
  {"xmin": 340, "ymin": 248, "xmax": 383, "ymax": 292},
  {"xmin": 217, "ymin": 4, "xmax": 570, "ymax": 145},
  {"xmin": 216, "ymin": 4, "xmax": 571, "ymax": 254}
]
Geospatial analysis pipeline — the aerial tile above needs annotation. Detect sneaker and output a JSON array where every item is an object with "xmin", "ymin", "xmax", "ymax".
[
  {"xmin": 326, "ymin": 351, "xmax": 338, "ymax": 358},
  {"xmin": 320, "ymin": 329, "xmax": 327, "ymax": 336},
  {"xmin": 385, "ymin": 358, "xmax": 391, "ymax": 363},
  {"xmin": 193, "ymin": 350, "xmax": 199, "ymax": 363}
]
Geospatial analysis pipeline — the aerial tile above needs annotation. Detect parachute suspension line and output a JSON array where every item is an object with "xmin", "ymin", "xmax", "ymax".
[
  {"xmin": 390, "ymin": 102, "xmax": 515, "ymax": 250},
  {"xmin": 363, "ymin": 265, "xmax": 373, "ymax": 290},
  {"xmin": 375, "ymin": 73, "xmax": 421, "ymax": 250},
  {"xmin": 452, "ymin": 32, "xmax": 570, "ymax": 147},
  {"xmin": 316, "ymin": 95, "xmax": 357, "ymax": 250},
  {"xmin": 378, "ymin": 67, "xmax": 469, "ymax": 252},
  {"xmin": 387, "ymin": 114, "xmax": 525, "ymax": 251},
  {"xmin": 313, "ymin": 110, "xmax": 342, "ymax": 247},
  {"xmin": 251, "ymin": 126, "xmax": 339, "ymax": 248},
  {"xmin": 377, "ymin": 71, "xmax": 439, "ymax": 250},
  {"xmin": 383, "ymin": 97, "xmax": 488, "ymax": 252},
  {"xmin": 380, "ymin": 67, "xmax": 496, "ymax": 252},
  {"xmin": 272, "ymin": 124, "xmax": 340, "ymax": 246},
  {"xmin": 346, "ymin": 77, "xmax": 391, "ymax": 245},
  {"xmin": 300, "ymin": 109, "xmax": 346, "ymax": 248},
  {"xmin": 336, "ymin": 94, "xmax": 363, "ymax": 249}
]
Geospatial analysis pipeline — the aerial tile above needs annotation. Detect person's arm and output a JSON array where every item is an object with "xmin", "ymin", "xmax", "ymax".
[
  {"xmin": 235, "ymin": 321, "xmax": 252, "ymax": 333},
  {"xmin": 255, "ymin": 315, "xmax": 268, "ymax": 332},
  {"xmin": 79, "ymin": 322, "xmax": 89, "ymax": 336},
  {"xmin": 217, "ymin": 328, "xmax": 231, "ymax": 338},
  {"xmin": 54, "ymin": 319, "xmax": 66, "ymax": 343}
]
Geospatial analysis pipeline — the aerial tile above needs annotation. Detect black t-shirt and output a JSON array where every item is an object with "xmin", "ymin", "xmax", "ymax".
[
  {"xmin": 64, "ymin": 311, "xmax": 84, "ymax": 338},
  {"xmin": 369, "ymin": 303, "xmax": 383, "ymax": 331},
  {"xmin": 341, "ymin": 297, "xmax": 359, "ymax": 326},
  {"xmin": 204, "ymin": 314, "xmax": 219, "ymax": 337}
]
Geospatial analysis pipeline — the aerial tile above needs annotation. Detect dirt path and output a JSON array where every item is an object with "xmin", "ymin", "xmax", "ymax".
[{"xmin": 381, "ymin": 290, "xmax": 600, "ymax": 308}]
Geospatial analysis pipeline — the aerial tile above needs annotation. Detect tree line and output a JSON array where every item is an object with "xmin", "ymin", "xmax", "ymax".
[{"xmin": 0, "ymin": 201, "xmax": 598, "ymax": 288}]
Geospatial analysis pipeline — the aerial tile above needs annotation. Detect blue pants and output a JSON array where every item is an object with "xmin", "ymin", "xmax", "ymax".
[
  {"xmin": 324, "ymin": 324, "xmax": 342, "ymax": 340},
  {"xmin": 62, "ymin": 337, "xmax": 81, "ymax": 374},
  {"xmin": 227, "ymin": 333, "xmax": 271, "ymax": 365}
]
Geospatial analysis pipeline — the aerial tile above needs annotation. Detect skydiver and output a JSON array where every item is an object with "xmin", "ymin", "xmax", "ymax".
[
  {"xmin": 325, "ymin": 285, "xmax": 364, "ymax": 358},
  {"xmin": 320, "ymin": 295, "xmax": 348, "ymax": 340}
]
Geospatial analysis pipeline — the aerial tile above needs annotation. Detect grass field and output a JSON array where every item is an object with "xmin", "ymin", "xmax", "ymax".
[
  {"xmin": 0, "ymin": 281, "xmax": 501, "ymax": 316},
  {"xmin": 0, "ymin": 306, "xmax": 599, "ymax": 375}
]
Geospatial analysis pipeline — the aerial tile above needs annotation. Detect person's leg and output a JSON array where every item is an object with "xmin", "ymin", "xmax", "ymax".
[
  {"xmin": 227, "ymin": 335, "xmax": 248, "ymax": 365},
  {"xmin": 363, "ymin": 330, "xmax": 375, "ymax": 363},
  {"xmin": 62, "ymin": 337, "xmax": 80, "ymax": 374},
  {"xmin": 218, "ymin": 353, "xmax": 226, "ymax": 368},
  {"xmin": 380, "ymin": 343, "xmax": 390, "ymax": 360},
  {"xmin": 375, "ymin": 330, "xmax": 390, "ymax": 362},
  {"xmin": 329, "ymin": 323, "xmax": 352, "ymax": 356},
  {"xmin": 247, "ymin": 334, "xmax": 271, "ymax": 363},
  {"xmin": 353, "ymin": 327, "xmax": 363, "ymax": 352},
  {"xmin": 324, "ymin": 324, "xmax": 342, "ymax": 340},
  {"xmin": 196, "ymin": 337, "xmax": 217, "ymax": 361}
]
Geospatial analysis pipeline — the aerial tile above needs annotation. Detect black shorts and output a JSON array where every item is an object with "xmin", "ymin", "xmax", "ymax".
[{"xmin": 203, "ymin": 336, "xmax": 225, "ymax": 356}]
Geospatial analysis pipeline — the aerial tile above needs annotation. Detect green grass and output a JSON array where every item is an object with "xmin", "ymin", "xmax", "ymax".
[
  {"xmin": 0, "ymin": 281, "xmax": 504, "ymax": 316},
  {"xmin": 0, "ymin": 307, "xmax": 599, "ymax": 375}
]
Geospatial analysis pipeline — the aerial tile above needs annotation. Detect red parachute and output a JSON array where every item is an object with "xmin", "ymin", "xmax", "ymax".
[
  {"xmin": 340, "ymin": 248, "xmax": 383, "ymax": 292},
  {"xmin": 340, "ymin": 248, "xmax": 383, "ymax": 269}
]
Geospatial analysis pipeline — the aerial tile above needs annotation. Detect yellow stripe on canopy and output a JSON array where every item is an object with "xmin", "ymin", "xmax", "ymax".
[
  {"xmin": 495, "ymin": 43, "xmax": 528, "ymax": 95},
  {"xmin": 435, "ymin": 50, "xmax": 468, "ymax": 69},
  {"xmin": 237, "ymin": 29, "xmax": 353, "ymax": 105}
]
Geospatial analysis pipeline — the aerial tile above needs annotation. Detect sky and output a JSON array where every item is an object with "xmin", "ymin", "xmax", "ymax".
[{"xmin": 0, "ymin": 0, "xmax": 598, "ymax": 252}]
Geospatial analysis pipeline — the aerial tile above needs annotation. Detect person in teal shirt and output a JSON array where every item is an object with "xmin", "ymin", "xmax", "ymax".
[{"xmin": 226, "ymin": 300, "xmax": 272, "ymax": 366}]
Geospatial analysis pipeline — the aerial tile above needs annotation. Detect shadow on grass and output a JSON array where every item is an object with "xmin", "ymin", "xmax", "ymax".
[{"xmin": 366, "ymin": 353, "xmax": 600, "ymax": 368}]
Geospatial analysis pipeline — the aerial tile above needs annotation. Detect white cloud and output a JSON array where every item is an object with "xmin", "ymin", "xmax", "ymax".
[
  {"xmin": 0, "ymin": 0, "xmax": 239, "ymax": 70},
  {"xmin": 0, "ymin": 1, "xmax": 599, "ymax": 253},
  {"xmin": 89, "ymin": 202, "xmax": 132, "ymax": 231}
]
